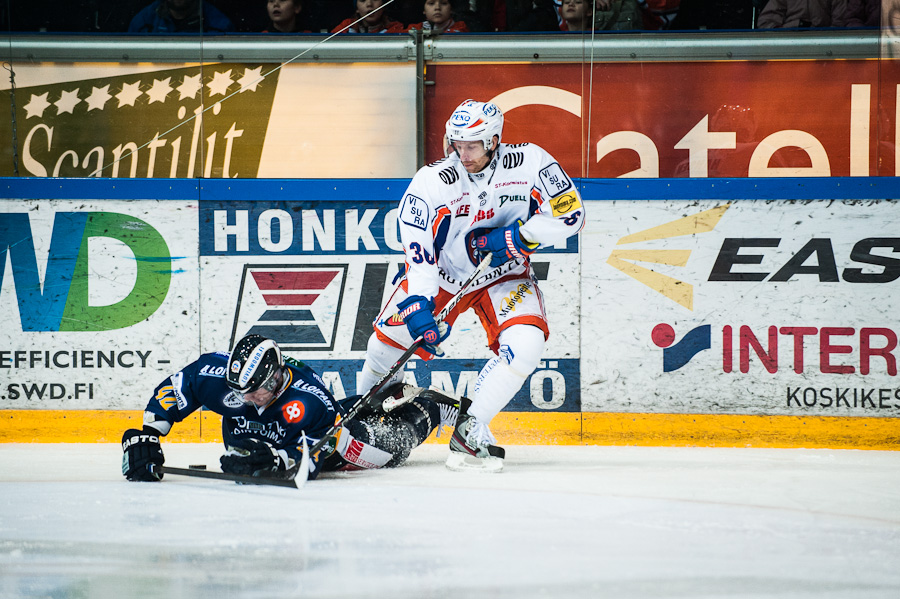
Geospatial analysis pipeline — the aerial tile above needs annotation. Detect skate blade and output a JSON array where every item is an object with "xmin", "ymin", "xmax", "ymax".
[{"xmin": 445, "ymin": 452, "xmax": 504, "ymax": 473}]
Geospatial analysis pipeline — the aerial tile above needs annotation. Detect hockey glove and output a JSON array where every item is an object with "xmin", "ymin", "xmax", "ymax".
[
  {"xmin": 475, "ymin": 220, "xmax": 538, "ymax": 268},
  {"xmin": 122, "ymin": 428, "xmax": 164, "ymax": 482},
  {"xmin": 220, "ymin": 439, "xmax": 290, "ymax": 477},
  {"xmin": 396, "ymin": 295, "xmax": 451, "ymax": 356}
]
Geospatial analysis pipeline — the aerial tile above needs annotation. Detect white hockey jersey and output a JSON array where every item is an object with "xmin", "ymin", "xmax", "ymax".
[{"xmin": 397, "ymin": 142, "xmax": 585, "ymax": 300}]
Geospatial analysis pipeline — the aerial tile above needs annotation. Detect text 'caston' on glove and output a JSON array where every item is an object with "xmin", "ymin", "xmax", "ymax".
[{"xmin": 122, "ymin": 427, "xmax": 165, "ymax": 482}]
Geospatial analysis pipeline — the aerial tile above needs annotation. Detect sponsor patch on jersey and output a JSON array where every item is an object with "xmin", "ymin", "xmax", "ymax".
[
  {"xmin": 399, "ymin": 194, "xmax": 429, "ymax": 231},
  {"xmin": 223, "ymin": 392, "xmax": 244, "ymax": 408},
  {"xmin": 171, "ymin": 372, "xmax": 188, "ymax": 410},
  {"xmin": 550, "ymin": 192, "xmax": 582, "ymax": 217},
  {"xmin": 155, "ymin": 385, "xmax": 177, "ymax": 411},
  {"xmin": 539, "ymin": 162, "xmax": 573, "ymax": 195},
  {"xmin": 282, "ymin": 400, "xmax": 305, "ymax": 423}
]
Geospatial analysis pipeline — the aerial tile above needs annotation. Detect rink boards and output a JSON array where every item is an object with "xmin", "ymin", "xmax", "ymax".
[{"xmin": 1, "ymin": 177, "xmax": 899, "ymax": 448}]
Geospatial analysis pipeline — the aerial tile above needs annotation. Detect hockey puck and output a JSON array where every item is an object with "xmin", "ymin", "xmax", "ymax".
[{"xmin": 188, "ymin": 464, "xmax": 207, "ymax": 470}]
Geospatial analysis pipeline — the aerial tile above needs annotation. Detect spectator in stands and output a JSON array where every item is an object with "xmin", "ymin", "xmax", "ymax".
[
  {"xmin": 559, "ymin": 0, "xmax": 592, "ymax": 29},
  {"xmin": 263, "ymin": 0, "xmax": 307, "ymax": 31},
  {"xmin": 594, "ymin": 0, "xmax": 642, "ymax": 29},
  {"xmin": 755, "ymin": 0, "xmax": 847, "ymax": 27},
  {"xmin": 332, "ymin": 0, "xmax": 406, "ymax": 32},
  {"xmin": 128, "ymin": 0, "xmax": 235, "ymax": 32},
  {"xmin": 407, "ymin": 0, "xmax": 470, "ymax": 32},
  {"xmin": 842, "ymin": 0, "xmax": 879, "ymax": 27}
]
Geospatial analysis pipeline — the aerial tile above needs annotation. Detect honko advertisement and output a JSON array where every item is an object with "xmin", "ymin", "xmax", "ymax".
[
  {"xmin": 582, "ymin": 198, "xmax": 900, "ymax": 418},
  {"xmin": 196, "ymin": 191, "xmax": 582, "ymax": 413},
  {"xmin": 0, "ymin": 62, "xmax": 417, "ymax": 179},
  {"xmin": 0, "ymin": 199, "xmax": 200, "ymax": 409}
]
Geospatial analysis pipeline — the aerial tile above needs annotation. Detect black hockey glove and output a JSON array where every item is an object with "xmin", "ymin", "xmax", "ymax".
[
  {"xmin": 121, "ymin": 428, "xmax": 164, "ymax": 481},
  {"xmin": 220, "ymin": 439, "xmax": 290, "ymax": 477}
]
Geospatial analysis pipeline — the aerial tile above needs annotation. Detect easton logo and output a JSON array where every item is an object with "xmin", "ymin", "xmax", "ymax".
[
  {"xmin": 606, "ymin": 204, "xmax": 730, "ymax": 311},
  {"xmin": 439, "ymin": 167, "xmax": 459, "ymax": 185},
  {"xmin": 651, "ymin": 323, "xmax": 711, "ymax": 372},
  {"xmin": 231, "ymin": 264, "xmax": 347, "ymax": 351}
]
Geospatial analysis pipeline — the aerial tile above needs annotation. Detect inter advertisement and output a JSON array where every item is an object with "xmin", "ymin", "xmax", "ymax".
[
  {"xmin": 198, "ymin": 194, "xmax": 582, "ymax": 412},
  {"xmin": 582, "ymin": 198, "xmax": 900, "ymax": 417},
  {"xmin": 0, "ymin": 199, "xmax": 199, "ymax": 410}
]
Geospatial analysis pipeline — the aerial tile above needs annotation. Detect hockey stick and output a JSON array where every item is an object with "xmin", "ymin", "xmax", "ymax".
[
  {"xmin": 153, "ymin": 435, "xmax": 310, "ymax": 489},
  {"xmin": 285, "ymin": 252, "xmax": 495, "ymax": 483},
  {"xmin": 156, "ymin": 466, "xmax": 300, "ymax": 488}
]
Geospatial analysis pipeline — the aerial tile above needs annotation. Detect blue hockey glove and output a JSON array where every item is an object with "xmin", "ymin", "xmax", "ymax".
[
  {"xmin": 475, "ymin": 220, "xmax": 539, "ymax": 268},
  {"xmin": 122, "ymin": 428, "xmax": 164, "ymax": 481},
  {"xmin": 220, "ymin": 438, "xmax": 290, "ymax": 477},
  {"xmin": 396, "ymin": 295, "xmax": 451, "ymax": 356}
]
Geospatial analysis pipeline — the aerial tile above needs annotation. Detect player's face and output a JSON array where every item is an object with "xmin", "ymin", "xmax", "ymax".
[
  {"xmin": 452, "ymin": 138, "xmax": 496, "ymax": 173},
  {"xmin": 238, "ymin": 370, "xmax": 281, "ymax": 407}
]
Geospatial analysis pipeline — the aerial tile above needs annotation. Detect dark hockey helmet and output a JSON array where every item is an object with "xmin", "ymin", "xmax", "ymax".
[{"xmin": 225, "ymin": 334, "xmax": 284, "ymax": 395}]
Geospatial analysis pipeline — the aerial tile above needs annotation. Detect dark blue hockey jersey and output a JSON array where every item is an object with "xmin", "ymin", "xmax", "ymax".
[{"xmin": 142, "ymin": 351, "xmax": 344, "ymax": 478}]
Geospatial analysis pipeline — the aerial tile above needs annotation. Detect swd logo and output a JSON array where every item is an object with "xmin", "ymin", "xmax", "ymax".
[{"xmin": 0, "ymin": 211, "xmax": 171, "ymax": 331}]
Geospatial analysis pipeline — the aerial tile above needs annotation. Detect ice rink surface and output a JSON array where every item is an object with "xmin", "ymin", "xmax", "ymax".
[{"xmin": 1, "ymin": 443, "xmax": 899, "ymax": 599}]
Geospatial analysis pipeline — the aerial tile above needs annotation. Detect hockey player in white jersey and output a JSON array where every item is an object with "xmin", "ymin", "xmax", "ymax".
[{"xmin": 357, "ymin": 99, "xmax": 585, "ymax": 471}]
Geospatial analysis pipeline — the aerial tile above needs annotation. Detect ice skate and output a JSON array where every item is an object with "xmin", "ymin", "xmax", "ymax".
[
  {"xmin": 445, "ymin": 398, "xmax": 504, "ymax": 473},
  {"xmin": 416, "ymin": 388, "xmax": 463, "ymax": 437}
]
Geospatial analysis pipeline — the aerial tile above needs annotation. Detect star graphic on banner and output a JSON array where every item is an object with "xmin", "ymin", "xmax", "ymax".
[
  {"xmin": 23, "ymin": 92, "xmax": 51, "ymax": 119},
  {"xmin": 177, "ymin": 74, "xmax": 202, "ymax": 100},
  {"xmin": 85, "ymin": 85, "xmax": 112, "ymax": 111},
  {"xmin": 146, "ymin": 77, "xmax": 173, "ymax": 104},
  {"xmin": 237, "ymin": 67, "xmax": 264, "ymax": 93},
  {"xmin": 54, "ymin": 89, "xmax": 82, "ymax": 115},
  {"xmin": 116, "ymin": 81, "xmax": 143, "ymax": 107},
  {"xmin": 207, "ymin": 69, "xmax": 233, "ymax": 97}
]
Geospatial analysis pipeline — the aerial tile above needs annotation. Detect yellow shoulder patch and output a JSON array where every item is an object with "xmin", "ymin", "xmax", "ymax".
[{"xmin": 550, "ymin": 192, "xmax": 581, "ymax": 217}]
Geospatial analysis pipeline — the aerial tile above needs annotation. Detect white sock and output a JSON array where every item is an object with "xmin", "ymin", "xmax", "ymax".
[
  {"xmin": 356, "ymin": 334, "xmax": 406, "ymax": 394},
  {"xmin": 468, "ymin": 325, "xmax": 544, "ymax": 423}
]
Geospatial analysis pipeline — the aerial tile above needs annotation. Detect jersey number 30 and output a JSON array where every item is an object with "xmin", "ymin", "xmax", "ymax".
[{"xmin": 408, "ymin": 242, "xmax": 436, "ymax": 265}]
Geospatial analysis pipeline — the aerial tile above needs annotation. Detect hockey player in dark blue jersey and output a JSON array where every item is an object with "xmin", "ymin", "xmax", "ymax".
[{"xmin": 122, "ymin": 334, "xmax": 457, "ymax": 482}]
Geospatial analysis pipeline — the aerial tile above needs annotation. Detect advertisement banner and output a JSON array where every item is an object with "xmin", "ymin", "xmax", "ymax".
[
  {"xmin": 582, "ymin": 198, "xmax": 900, "ymax": 417},
  {"xmin": 0, "ymin": 199, "xmax": 199, "ymax": 410},
  {"xmin": 426, "ymin": 60, "xmax": 900, "ymax": 178},
  {"xmin": 1, "ymin": 62, "xmax": 417, "ymax": 179},
  {"xmin": 198, "ymin": 192, "xmax": 582, "ymax": 412}
]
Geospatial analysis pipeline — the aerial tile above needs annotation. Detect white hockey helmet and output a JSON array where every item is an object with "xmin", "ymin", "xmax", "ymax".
[{"xmin": 445, "ymin": 99, "xmax": 503, "ymax": 152}]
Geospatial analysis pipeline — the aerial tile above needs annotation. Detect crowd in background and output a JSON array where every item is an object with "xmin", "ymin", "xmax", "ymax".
[{"xmin": 1, "ymin": 0, "xmax": 882, "ymax": 34}]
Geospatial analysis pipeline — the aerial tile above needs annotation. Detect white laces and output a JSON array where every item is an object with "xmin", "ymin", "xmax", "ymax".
[
  {"xmin": 435, "ymin": 404, "xmax": 459, "ymax": 438},
  {"xmin": 467, "ymin": 419, "xmax": 497, "ymax": 447}
]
